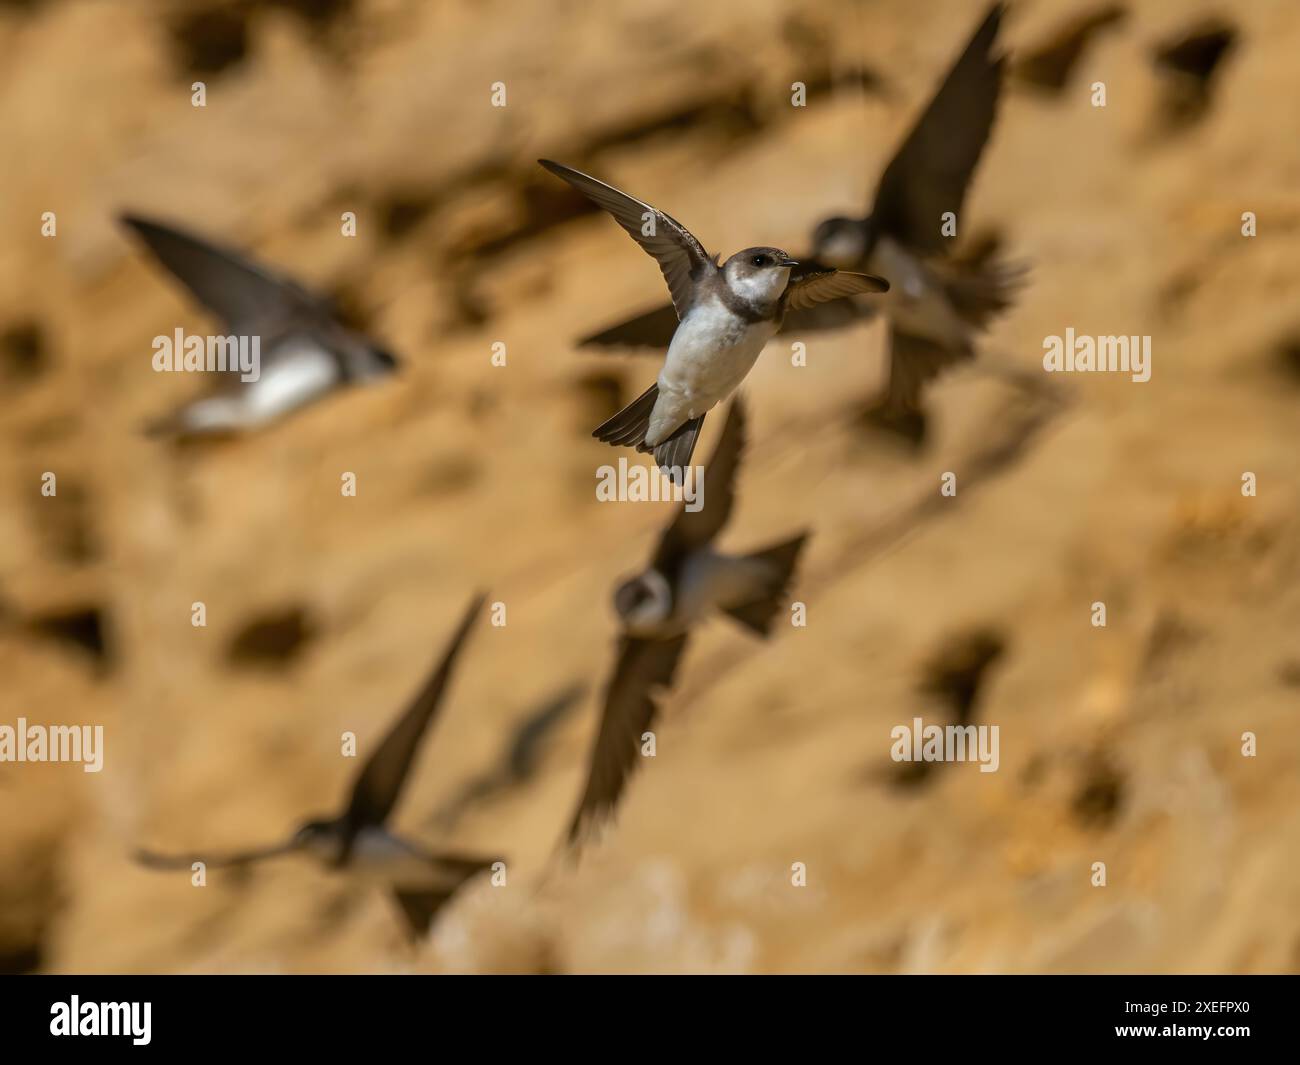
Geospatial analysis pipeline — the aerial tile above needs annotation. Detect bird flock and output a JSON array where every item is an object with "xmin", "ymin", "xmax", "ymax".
[{"xmin": 129, "ymin": 4, "xmax": 1023, "ymax": 939}]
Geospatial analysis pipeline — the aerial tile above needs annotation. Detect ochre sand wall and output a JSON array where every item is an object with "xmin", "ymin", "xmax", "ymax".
[{"xmin": 0, "ymin": 0, "xmax": 1297, "ymax": 972}]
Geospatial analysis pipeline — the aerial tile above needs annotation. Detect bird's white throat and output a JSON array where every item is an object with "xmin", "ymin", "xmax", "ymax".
[{"xmin": 724, "ymin": 263, "xmax": 791, "ymax": 304}]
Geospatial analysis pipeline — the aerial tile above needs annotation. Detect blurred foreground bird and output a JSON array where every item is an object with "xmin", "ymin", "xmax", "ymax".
[
  {"xmin": 135, "ymin": 593, "xmax": 498, "ymax": 938},
  {"xmin": 565, "ymin": 398, "xmax": 808, "ymax": 845},
  {"xmin": 577, "ymin": 3, "xmax": 1023, "ymax": 445},
  {"xmin": 121, "ymin": 213, "xmax": 399, "ymax": 439},
  {"xmin": 539, "ymin": 159, "xmax": 887, "ymax": 479}
]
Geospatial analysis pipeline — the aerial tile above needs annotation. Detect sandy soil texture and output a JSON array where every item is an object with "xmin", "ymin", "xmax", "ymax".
[{"xmin": 0, "ymin": 0, "xmax": 1297, "ymax": 973}]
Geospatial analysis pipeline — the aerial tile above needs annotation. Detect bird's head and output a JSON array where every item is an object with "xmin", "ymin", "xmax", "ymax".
[
  {"xmin": 810, "ymin": 216, "xmax": 868, "ymax": 270},
  {"xmin": 333, "ymin": 326, "xmax": 401, "ymax": 380},
  {"xmin": 291, "ymin": 819, "xmax": 341, "ymax": 860},
  {"xmin": 613, "ymin": 569, "xmax": 673, "ymax": 635},
  {"xmin": 345, "ymin": 342, "xmax": 400, "ymax": 381},
  {"xmin": 723, "ymin": 247, "xmax": 799, "ymax": 305},
  {"xmin": 366, "ymin": 345, "xmax": 400, "ymax": 375}
]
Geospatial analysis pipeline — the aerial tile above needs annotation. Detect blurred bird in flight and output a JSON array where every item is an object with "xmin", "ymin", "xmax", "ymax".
[
  {"xmin": 565, "ymin": 398, "xmax": 808, "ymax": 845},
  {"xmin": 135, "ymin": 594, "xmax": 497, "ymax": 938},
  {"xmin": 122, "ymin": 213, "xmax": 399, "ymax": 440}
]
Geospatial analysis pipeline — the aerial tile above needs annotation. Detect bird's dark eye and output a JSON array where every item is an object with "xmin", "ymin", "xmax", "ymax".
[{"xmin": 752, "ymin": 255, "xmax": 766, "ymax": 267}]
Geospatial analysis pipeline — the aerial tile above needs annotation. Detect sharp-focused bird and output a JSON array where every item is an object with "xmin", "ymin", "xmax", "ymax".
[
  {"xmin": 576, "ymin": 4, "xmax": 1024, "ymax": 444},
  {"xmin": 539, "ymin": 159, "xmax": 887, "ymax": 479}
]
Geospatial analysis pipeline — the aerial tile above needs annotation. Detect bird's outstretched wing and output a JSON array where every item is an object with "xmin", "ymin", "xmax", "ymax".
[
  {"xmin": 578, "ymin": 302, "xmax": 681, "ymax": 350},
  {"xmin": 539, "ymin": 160, "xmax": 715, "ymax": 320},
  {"xmin": 133, "ymin": 840, "xmax": 296, "ymax": 870},
  {"xmin": 343, "ymin": 592, "xmax": 486, "ymax": 832},
  {"xmin": 120, "ymin": 213, "xmax": 322, "ymax": 332},
  {"xmin": 870, "ymin": 3, "xmax": 1006, "ymax": 255},
  {"xmin": 887, "ymin": 327, "xmax": 975, "ymax": 413},
  {"xmin": 783, "ymin": 264, "xmax": 890, "ymax": 312},
  {"xmin": 565, "ymin": 634, "xmax": 691, "ymax": 846}
]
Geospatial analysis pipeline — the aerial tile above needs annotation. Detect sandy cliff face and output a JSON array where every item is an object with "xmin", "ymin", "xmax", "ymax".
[{"xmin": 0, "ymin": 0, "xmax": 1297, "ymax": 973}]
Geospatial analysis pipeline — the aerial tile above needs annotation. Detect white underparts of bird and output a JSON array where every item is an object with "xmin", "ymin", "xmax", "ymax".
[
  {"xmin": 538, "ymin": 159, "xmax": 887, "ymax": 481},
  {"xmin": 121, "ymin": 213, "xmax": 400, "ymax": 439},
  {"xmin": 573, "ymin": 4, "xmax": 1026, "ymax": 444}
]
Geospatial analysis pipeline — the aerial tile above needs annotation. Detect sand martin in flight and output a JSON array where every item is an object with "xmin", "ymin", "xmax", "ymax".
[
  {"xmin": 575, "ymin": 4, "xmax": 1023, "ymax": 444},
  {"xmin": 122, "ymin": 213, "xmax": 399, "ymax": 439},
  {"xmin": 565, "ymin": 397, "xmax": 808, "ymax": 844},
  {"xmin": 135, "ymin": 594, "xmax": 498, "ymax": 937},
  {"xmin": 539, "ymin": 159, "xmax": 887, "ymax": 479}
]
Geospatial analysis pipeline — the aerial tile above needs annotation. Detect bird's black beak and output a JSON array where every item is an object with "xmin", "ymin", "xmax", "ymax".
[{"xmin": 780, "ymin": 258, "xmax": 799, "ymax": 268}]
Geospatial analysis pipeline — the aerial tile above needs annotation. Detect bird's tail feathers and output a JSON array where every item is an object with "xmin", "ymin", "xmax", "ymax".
[
  {"xmin": 652, "ymin": 415, "xmax": 704, "ymax": 486},
  {"xmin": 593, "ymin": 383, "xmax": 704, "ymax": 485},
  {"xmin": 938, "ymin": 247, "xmax": 1030, "ymax": 330},
  {"xmin": 390, "ymin": 852, "xmax": 498, "ymax": 936},
  {"xmin": 722, "ymin": 532, "xmax": 810, "ymax": 637},
  {"xmin": 593, "ymin": 382, "xmax": 658, "ymax": 448}
]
